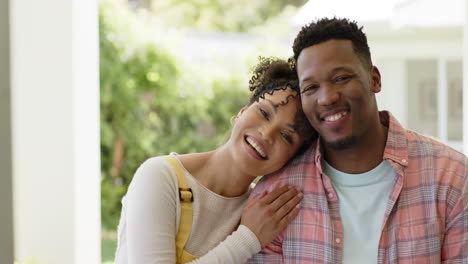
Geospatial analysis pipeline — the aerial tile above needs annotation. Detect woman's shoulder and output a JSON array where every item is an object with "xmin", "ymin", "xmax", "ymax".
[
  {"xmin": 139, "ymin": 155, "xmax": 173, "ymax": 169},
  {"xmin": 129, "ymin": 155, "xmax": 181, "ymax": 193},
  {"xmin": 136, "ymin": 155, "xmax": 170, "ymax": 174}
]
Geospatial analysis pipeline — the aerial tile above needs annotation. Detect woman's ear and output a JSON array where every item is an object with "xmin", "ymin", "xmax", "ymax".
[
  {"xmin": 238, "ymin": 106, "xmax": 247, "ymax": 116},
  {"xmin": 231, "ymin": 106, "xmax": 248, "ymax": 125}
]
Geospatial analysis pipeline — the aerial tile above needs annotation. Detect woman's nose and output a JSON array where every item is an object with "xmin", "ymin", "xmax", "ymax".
[{"xmin": 258, "ymin": 125, "xmax": 274, "ymax": 144}]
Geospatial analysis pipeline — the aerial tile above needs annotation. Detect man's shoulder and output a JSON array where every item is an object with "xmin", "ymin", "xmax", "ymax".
[
  {"xmin": 406, "ymin": 130, "xmax": 467, "ymax": 163},
  {"xmin": 404, "ymin": 130, "xmax": 467, "ymax": 190},
  {"xmin": 384, "ymin": 111, "xmax": 466, "ymax": 164}
]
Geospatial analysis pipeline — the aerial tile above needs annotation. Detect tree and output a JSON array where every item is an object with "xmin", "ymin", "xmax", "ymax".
[{"xmin": 147, "ymin": 0, "xmax": 308, "ymax": 32}]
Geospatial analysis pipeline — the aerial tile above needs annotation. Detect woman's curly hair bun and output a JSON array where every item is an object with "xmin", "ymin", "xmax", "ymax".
[{"xmin": 248, "ymin": 57, "xmax": 299, "ymax": 104}]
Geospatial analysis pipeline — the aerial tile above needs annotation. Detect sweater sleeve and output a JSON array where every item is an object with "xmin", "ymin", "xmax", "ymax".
[
  {"xmin": 188, "ymin": 225, "xmax": 261, "ymax": 264},
  {"xmin": 123, "ymin": 157, "xmax": 261, "ymax": 264},
  {"xmin": 125, "ymin": 157, "xmax": 179, "ymax": 263}
]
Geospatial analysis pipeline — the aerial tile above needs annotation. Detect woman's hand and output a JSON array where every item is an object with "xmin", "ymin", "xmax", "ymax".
[{"xmin": 240, "ymin": 185, "xmax": 302, "ymax": 248}]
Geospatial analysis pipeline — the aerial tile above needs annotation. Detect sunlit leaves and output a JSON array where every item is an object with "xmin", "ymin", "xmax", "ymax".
[{"xmin": 148, "ymin": 0, "xmax": 308, "ymax": 32}]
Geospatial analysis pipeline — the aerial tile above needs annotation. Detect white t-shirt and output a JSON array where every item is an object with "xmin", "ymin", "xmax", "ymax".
[
  {"xmin": 114, "ymin": 154, "xmax": 261, "ymax": 263},
  {"xmin": 323, "ymin": 160, "xmax": 396, "ymax": 264}
]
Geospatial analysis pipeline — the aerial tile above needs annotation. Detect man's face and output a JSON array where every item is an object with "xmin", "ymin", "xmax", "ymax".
[{"xmin": 296, "ymin": 39, "xmax": 381, "ymax": 150}]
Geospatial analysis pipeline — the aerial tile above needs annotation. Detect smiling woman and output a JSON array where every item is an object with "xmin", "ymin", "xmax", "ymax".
[
  {"xmin": 232, "ymin": 87, "xmax": 311, "ymax": 175},
  {"xmin": 114, "ymin": 57, "xmax": 316, "ymax": 264}
]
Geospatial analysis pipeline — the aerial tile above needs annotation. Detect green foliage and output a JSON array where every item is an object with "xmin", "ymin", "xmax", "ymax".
[
  {"xmin": 100, "ymin": 0, "xmax": 248, "ymax": 230},
  {"xmin": 101, "ymin": 0, "xmax": 176, "ymax": 229},
  {"xmin": 148, "ymin": 0, "xmax": 308, "ymax": 32}
]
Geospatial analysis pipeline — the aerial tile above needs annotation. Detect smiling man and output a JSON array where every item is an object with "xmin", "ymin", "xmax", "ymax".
[{"xmin": 248, "ymin": 18, "xmax": 467, "ymax": 264}]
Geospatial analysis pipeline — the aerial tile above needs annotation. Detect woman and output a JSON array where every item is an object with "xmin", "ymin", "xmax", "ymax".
[{"xmin": 115, "ymin": 57, "xmax": 316, "ymax": 263}]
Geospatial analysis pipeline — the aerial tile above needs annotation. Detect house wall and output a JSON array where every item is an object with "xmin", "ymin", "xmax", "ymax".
[
  {"xmin": 374, "ymin": 58, "xmax": 408, "ymax": 126},
  {"xmin": 369, "ymin": 29, "xmax": 464, "ymax": 149}
]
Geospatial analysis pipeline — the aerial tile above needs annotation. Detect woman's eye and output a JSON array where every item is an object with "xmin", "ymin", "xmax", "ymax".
[
  {"xmin": 259, "ymin": 108, "xmax": 269, "ymax": 120},
  {"xmin": 280, "ymin": 132, "xmax": 293, "ymax": 144}
]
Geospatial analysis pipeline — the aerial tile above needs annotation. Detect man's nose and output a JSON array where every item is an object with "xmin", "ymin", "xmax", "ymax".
[{"xmin": 317, "ymin": 85, "xmax": 340, "ymax": 106}]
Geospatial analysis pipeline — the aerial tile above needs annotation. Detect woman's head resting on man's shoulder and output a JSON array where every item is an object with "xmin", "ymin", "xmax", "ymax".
[{"xmin": 227, "ymin": 57, "xmax": 317, "ymax": 177}]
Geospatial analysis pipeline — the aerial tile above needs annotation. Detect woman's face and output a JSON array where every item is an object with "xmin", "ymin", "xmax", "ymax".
[{"xmin": 229, "ymin": 87, "xmax": 305, "ymax": 177}]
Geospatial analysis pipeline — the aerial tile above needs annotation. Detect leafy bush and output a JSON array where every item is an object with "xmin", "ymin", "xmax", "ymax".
[
  {"xmin": 149, "ymin": 0, "xmax": 308, "ymax": 32},
  {"xmin": 100, "ymin": 0, "xmax": 248, "ymax": 229}
]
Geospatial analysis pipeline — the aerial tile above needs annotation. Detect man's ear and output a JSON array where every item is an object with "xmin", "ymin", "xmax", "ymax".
[{"xmin": 370, "ymin": 66, "xmax": 382, "ymax": 93}]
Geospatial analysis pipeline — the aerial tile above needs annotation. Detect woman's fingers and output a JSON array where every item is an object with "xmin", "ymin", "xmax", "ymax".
[
  {"xmin": 260, "ymin": 185, "xmax": 296, "ymax": 204},
  {"xmin": 256, "ymin": 185, "xmax": 302, "ymax": 223},
  {"xmin": 274, "ymin": 191, "xmax": 302, "ymax": 221},
  {"xmin": 240, "ymin": 185, "xmax": 303, "ymax": 248},
  {"xmin": 278, "ymin": 203, "xmax": 301, "ymax": 230},
  {"xmin": 262, "ymin": 186, "xmax": 301, "ymax": 213},
  {"xmin": 245, "ymin": 190, "xmax": 267, "ymax": 209}
]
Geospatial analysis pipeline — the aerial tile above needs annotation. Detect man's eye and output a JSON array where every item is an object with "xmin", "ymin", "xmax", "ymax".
[
  {"xmin": 334, "ymin": 75, "xmax": 353, "ymax": 83},
  {"xmin": 281, "ymin": 132, "xmax": 293, "ymax": 144},
  {"xmin": 259, "ymin": 108, "xmax": 269, "ymax": 120},
  {"xmin": 301, "ymin": 85, "xmax": 318, "ymax": 94}
]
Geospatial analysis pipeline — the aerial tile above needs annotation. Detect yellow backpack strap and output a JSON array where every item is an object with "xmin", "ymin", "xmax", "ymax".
[{"xmin": 164, "ymin": 156, "xmax": 198, "ymax": 263}]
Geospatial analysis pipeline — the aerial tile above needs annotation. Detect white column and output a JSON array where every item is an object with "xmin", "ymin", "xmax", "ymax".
[
  {"xmin": 437, "ymin": 58, "xmax": 448, "ymax": 142},
  {"xmin": 10, "ymin": 0, "xmax": 101, "ymax": 263},
  {"xmin": 464, "ymin": 0, "xmax": 468, "ymax": 154},
  {"xmin": 0, "ymin": 0, "xmax": 15, "ymax": 263},
  {"xmin": 73, "ymin": 1, "xmax": 101, "ymax": 263}
]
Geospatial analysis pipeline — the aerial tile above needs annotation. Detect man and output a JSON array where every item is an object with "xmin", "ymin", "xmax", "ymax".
[{"xmin": 248, "ymin": 17, "xmax": 467, "ymax": 264}]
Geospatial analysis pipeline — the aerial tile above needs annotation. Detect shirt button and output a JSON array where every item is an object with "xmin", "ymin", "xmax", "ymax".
[
  {"xmin": 336, "ymin": 238, "xmax": 341, "ymax": 244},
  {"xmin": 402, "ymin": 159, "xmax": 407, "ymax": 163},
  {"xmin": 328, "ymin": 193, "xmax": 334, "ymax": 199}
]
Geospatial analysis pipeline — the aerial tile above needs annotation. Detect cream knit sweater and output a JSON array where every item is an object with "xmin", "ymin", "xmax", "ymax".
[{"xmin": 115, "ymin": 154, "xmax": 261, "ymax": 263}]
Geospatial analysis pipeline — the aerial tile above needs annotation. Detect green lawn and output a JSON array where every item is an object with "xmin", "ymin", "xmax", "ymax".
[
  {"xmin": 102, "ymin": 229, "xmax": 117, "ymax": 264},
  {"xmin": 102, "ymin": 238, "xmax": 117, "ymax": 263}
]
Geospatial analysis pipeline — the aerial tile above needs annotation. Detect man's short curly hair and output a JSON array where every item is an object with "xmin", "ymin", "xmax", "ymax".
[
  {"xmin": 246, "ymin": 57, "xmax": 317, "ymax": 154},
  {"xmin": 292, "ymin": 17, "xmax": 372, "ymax": 69}
]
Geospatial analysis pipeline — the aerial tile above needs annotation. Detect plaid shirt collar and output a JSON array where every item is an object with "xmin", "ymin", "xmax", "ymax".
[{"xmin": 312, "ymin": 111, "xmax": 409, "ymax": 176}]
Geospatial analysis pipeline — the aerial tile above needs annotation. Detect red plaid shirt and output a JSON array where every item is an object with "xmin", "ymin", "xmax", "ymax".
[{"xmin": 248, "ymin": 111, "xmax": 467, "ymax": 264}]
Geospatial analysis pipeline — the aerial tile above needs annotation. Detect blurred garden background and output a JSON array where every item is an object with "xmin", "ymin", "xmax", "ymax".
[{"xmin": 99, "ymin": 0, "xmax": 307, "ymax": 262}]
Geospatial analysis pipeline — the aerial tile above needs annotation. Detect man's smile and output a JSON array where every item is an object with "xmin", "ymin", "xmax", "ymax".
[{"xmin": 322, "ymin": 111, "xmax": 348, "ymax": 122}]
